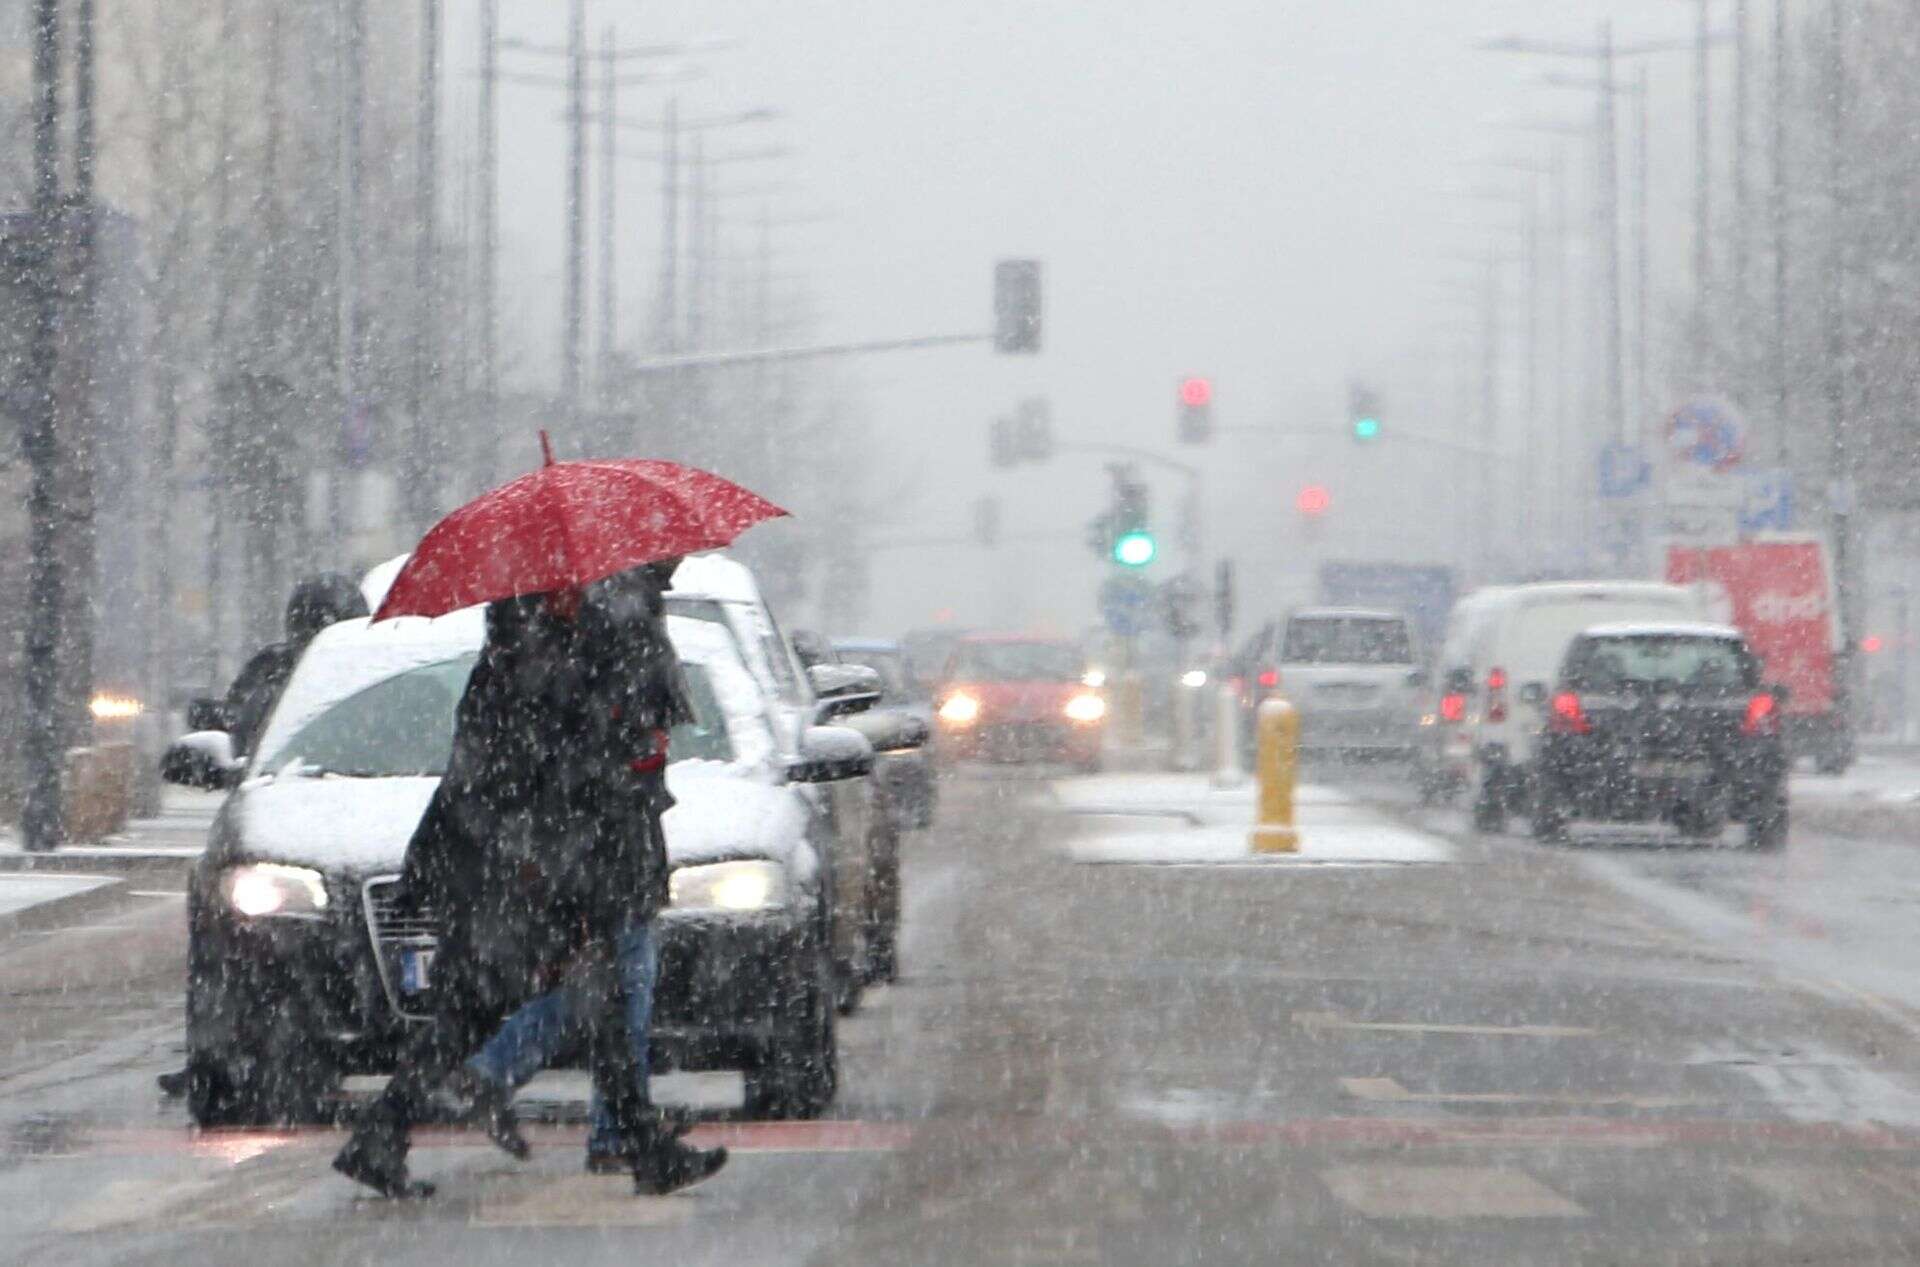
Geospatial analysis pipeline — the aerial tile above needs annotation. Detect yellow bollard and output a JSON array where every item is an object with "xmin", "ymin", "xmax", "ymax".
[{"xmin": 1249, "ymin": 696, "xmax": 1300, "ymax": 853}]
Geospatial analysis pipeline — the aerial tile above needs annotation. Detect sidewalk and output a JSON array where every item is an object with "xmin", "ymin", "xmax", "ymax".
[
  {"xmin": 0, "ymin": 786, "xmax": 217, "ymax": 872},
  {"xmin": 1048, "ymin": 772, "xmax": 1453, "ymax": 866}
]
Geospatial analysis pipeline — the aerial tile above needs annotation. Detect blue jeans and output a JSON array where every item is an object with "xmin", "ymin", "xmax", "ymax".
[{"xmin": 467, "ymin": 919, "xmax": 657, "ymax": 1153}]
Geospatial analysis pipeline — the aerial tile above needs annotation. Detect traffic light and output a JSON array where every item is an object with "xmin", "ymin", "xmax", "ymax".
[
  {"xmin": 993, "ymin": 259, "xmax": 1042, "ymax": 354},
  {"xmin": 1177, "ymin": 375, "xmax": 1214, "ymax": 444},
  {"xmin": 1110, "ymin": 467, "xmax": 1155, "ymax": 567},
  {"xmin": 990, "ymin": 417, "xmax": 1016, "ymax": 469},
  {"xmin": 1296, "ymin": 484, "xmax": 1331, "ymax": 516},
  {"xmin": 1348, "ymin": 381, "xmax": 1382, "ymax": 443},
  {"xmin": 1016, "ymin": 397, "xmax": 1053, "ymax": 461}
]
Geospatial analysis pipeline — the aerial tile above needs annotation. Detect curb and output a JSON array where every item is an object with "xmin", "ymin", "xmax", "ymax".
[{"xmin": 0, "ymin": 852, "xmax": 198, "ymax": 882}]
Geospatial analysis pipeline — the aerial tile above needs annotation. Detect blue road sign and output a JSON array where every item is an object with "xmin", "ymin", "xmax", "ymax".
[
  {"xmin": 1740, "ymin": 468, "xmax": 1793, "ymax": 535},
  {"xmin": 1668, "ymin": 396, "xmax": 1747, "ymax": 472},
  {"xmin": 1098, "ymin": 574, "xmax": 1155, "ymax": 637},
  {"xmin": 1598, "ymin": 443, "xmax": 1651, "ymax": 498}
]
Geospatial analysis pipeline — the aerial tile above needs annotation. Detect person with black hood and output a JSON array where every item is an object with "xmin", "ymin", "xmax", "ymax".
[
  {"xmin": 220, "ymin": 572, "xmax": 370, "ymax": 759},
  {"xmin": 333, "ymin": 561, "xmax": 725, "ymax": 1199}
]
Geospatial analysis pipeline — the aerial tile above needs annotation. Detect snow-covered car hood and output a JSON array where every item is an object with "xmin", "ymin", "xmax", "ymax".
[{"xmin": 218, "ymin": 762, "xmax": 814, "ymax": 882}]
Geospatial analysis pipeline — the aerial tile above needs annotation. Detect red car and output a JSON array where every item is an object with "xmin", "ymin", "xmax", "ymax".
[{"xmin": 932, "ymin": 636, "xmax": 1104, "ymax": 770}]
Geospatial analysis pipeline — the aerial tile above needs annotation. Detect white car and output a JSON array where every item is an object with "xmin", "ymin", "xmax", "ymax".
[{"xmin": 1237, "ymin": 608, "xmax": 1428, "ymax": 758}]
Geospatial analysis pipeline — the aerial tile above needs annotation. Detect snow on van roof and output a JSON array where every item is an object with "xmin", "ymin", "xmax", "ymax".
[
  {"xmin": 1510, "ymin": 580, "xmax": 1699, "ymax": 605},
  {"xmin": 1579, "ymin": 621, "xmax": 1745, "ymax": 641},
  {"xmin": 670, "ymin": 551, "xmax": 759, "ymax": 603},
  {"xmin": 1290, "ymin": 607, "xmax": 1403, "ymax": 622}
]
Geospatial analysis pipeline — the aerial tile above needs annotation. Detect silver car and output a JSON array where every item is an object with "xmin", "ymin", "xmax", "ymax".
[{"xmin": 1243, "ymin": 608, "xmax": 1427, "ymax": 757}]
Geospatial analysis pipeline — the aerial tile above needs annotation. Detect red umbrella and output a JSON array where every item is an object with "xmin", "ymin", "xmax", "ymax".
[{"xmin": 373, "ymin": 433, "xmax": 787, "ymax": 622}]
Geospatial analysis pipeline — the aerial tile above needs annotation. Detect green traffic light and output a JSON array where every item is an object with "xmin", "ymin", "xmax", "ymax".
[
  {"xmin": 1112, "ymin": 531, "xmax": 1156, "ymax": 567},
  {"xmin": 1353, "ymin": 416, "xmax": 1380, "ymax": 441}
]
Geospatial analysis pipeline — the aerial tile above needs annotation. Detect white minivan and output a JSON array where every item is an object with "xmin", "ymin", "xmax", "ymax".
[{"xmin": 1444, "ymin": 582, "xmax": 1710, "ymax": 832}]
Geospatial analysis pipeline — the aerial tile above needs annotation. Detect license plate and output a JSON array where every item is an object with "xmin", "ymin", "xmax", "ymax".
[
  {"xmin": 400, "ymin": 947, "xmax": 435, "ymax": 992},
  {"xmin": 1632, "ymin": 760, "xmax": 1705, "ymax": 779}
]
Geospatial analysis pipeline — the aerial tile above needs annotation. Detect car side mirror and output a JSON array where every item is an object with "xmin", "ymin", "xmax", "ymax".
[
  {"xmin": 808, "ymin": 663, "xmax": 883, "ymax": 721},
  {"xmin": 1405, "ymin": 668, "xmax": 1430, "ymax": 689},
  {"xmin": 788, "ymin": 726, "xmax": 875, "ymax": 783},
  {"xmin": 161, "ymin": 730, "xmax": 244, "ymax": 790},
  {"xmin": 1518, "ymin": 681, "xmax": 1548, "ymax": 709},
  {"xmin": 186, "ymin": 697, "xmax": 228, "ymax": 732}
]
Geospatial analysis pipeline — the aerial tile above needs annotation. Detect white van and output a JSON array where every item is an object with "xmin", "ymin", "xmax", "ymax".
[{"xmin": 1449, "ymin": 581, "xmax": 1710, "ymax": 831}]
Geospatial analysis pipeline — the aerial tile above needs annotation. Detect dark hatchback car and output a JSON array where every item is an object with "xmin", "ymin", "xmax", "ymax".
[{"xmin": 1531, "ymin": 623, "xmax": 1788, "ymax": 848}]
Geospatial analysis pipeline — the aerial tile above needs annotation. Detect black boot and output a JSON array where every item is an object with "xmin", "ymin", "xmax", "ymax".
[
  {"xmin": 628, "ymin": 1117, "xmax": 728, "ymax": 1196},
  {"xmin": 444, "ymin": 1068, "xmax": 530, "ymax": 1161},
  {"xmin": 332, "ymin": 1114, "xmax": 435, "ymax": 1200}
]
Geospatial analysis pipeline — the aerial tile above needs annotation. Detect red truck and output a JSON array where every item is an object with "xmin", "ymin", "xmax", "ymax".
[{"xmin": 1666, "ymin": 536, "xmax": 1854, "ymax": 774}]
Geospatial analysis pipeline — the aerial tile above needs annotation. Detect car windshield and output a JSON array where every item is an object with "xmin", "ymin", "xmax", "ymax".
[
  {"xmin": 841, "ymin": 648, "xmax": 917, "ymax": 700},
  {"xmin": 1282, "ymin": 617, "xmax": 1411, "ymax": 665},
  {"xmin": 1562, "ymin": 635, "xmax": 1758, "ymax": 695},
  {"xmin": 946, "ymin": 641, "xmax": 1082, "ymax": 682},
  {"xmin": 265, "ymin": 656, "xmax": 733, "ymax": 777}
]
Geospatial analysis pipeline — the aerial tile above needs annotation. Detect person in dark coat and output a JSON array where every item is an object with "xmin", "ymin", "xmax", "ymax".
[
  {"xmin": 332, "ymin": 593, "xmax": 579, "ymax": 1199},
  {"xmin": 222, "ymin": 572, "xmax": 370, "ymax": 758},
  {"xmin": 451, "ymin": 561, "xmax": 727, "ymax": 1191}
]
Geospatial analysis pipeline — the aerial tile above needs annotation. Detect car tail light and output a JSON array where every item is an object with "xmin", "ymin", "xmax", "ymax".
[
  {"xmin": 1486, "ymin": 667, "xmax": 1508, "ymax": 723},
  {"xmin": 1256, "ymin": 668, "xmax": 1280, "ymax": 690},
  {"xmin": 1548, "ymin": 691, "xmax": 1591, "ymax": 735},
  {"xmin": 1439, "ymin": 692, "xmax": 1467, "ymax": 724},
  {"xmin": 1742, "ymin": 692, "xmax": 1780, "ymax": 737}
]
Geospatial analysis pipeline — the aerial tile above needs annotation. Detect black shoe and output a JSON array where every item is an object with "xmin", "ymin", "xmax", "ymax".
[
  {"xmin": 157, "ymin": 1067, "xmax": 190, "ymax": 1098},
  {"xmin": 445, "ymin": 1069, "xmax": 529, "ymax": 1161},
  {"xmin": 332, "ymin": 1130, "xmax": 436, "ymax": 1200},
  {"xmin": 631, "ymin": 1133, "xmax": 728, "ymax": 1195}
]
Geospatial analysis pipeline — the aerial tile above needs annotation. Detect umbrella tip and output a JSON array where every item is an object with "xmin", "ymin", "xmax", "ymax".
[{"xmin": 539, "ymin": 430, "xmax": 556, "ymax": 467}]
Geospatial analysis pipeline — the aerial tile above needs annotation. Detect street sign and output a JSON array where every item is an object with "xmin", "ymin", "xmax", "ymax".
[
  {"xmin": 1740, "ymin": 468, "xmax": 1793, "ymax": 535},
  {"xmin": 1597, "ymin": 443, "xmax": 1650, "ymax": 499},
  {"xmin": 1668, "ymin": 395, "xmax": 1747, "ymax": 471},
  {"xmin": 1098, "ymin": 573, "xmax": 1155, "ymax": 637}
]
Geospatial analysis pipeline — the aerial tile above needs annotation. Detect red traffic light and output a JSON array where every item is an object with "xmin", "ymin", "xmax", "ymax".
[
  {"xmin": 1296, "ymin": 484, "xmax": 1331, "ymax": 516},
  {"xmin": 1861, "ymin": 634, "xmax": 1885, "ymax": 654},
  {"xmin": 1179, "ymin": 376, "xmax": 1213, "ymax": 408}
]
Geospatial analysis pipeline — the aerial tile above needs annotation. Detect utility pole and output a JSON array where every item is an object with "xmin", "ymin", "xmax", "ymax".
[
  {"xmin": 564, "ymin": 0, "xmax": 585, "ymax": 410},
  {"xmin": 404, "ymin": 0, "xmax": 440, "ymax": 531},
  {"xmin": 597, "ymin": 24, "xmax": 616, "ymax": 406},
  {"xmin": 1635, "ymin": 63, "xmax": 1651, "ymax": 434},
  {"xmin": 1480, "ymin": 248, "xmax": 1500, "ymax": 573},
  {"xmin": 1825, "ymin": 0, "xmax": 1855, "ymax": 672},
  {"xmin": 658, "ymin": 97, "xmax": 679, "ymax": 356},
  {"xmin": 1694, "ymin": 0, "xmax": 1712, "ymax": 341},
  {"xmin": 1731, "ymin": 0, "xmax": 1750, "ymax": 341},
  {"xmin": 476, "ymin": 0, "xmax": 498, "ymax": 489},
  {"xmin": 332, "ymin": 0, "xmax": 365, "ymax": 555},
  {"xmin": 1770, "ymin": 0, "xmax": 1789, "ymax": 466},
  {"xmin": 20, "ymin": 0, "xmax": 62, "ymax": 850},
  {"xmin": 68, "ymin": 0, "xmax": 98, "ymax": 755},
  {"xmin": 1598, "ymin": 22, "xmax": 1624, "ymax": 446}
]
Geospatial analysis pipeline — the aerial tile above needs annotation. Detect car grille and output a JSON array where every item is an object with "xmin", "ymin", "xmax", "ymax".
[{"xmin": 363, "ymin": 875, "xmax": 441, "ymax": 1022}]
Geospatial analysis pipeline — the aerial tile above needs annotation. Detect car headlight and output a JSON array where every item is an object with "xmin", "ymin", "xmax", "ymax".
[
  {"xmin": 1064, "ymin": 692, "xmax": 1107, "ymax": 724},
  {"xmin": 669, "ymin": 860, "xmax": 786, "ymax": 913},
  {"xmin": 220, "ymin": 863, "xmax": 329, "ymax": 918},
  {"xmin": 1082, "ymin": 669, "xmax": 1107, "ymax": 688},
  {"xmin": 1180, "ymin": 669, "xmax": 1208, "ymax": 689},
  {"xmin": 938, "ymin": 692, "xmax": 981, "ymax": 726}
]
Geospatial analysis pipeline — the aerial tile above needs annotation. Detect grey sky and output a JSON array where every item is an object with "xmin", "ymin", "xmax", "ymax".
[{"xmin": 465, "ymin": 0, "xmax": 1714, "ymax": 636}]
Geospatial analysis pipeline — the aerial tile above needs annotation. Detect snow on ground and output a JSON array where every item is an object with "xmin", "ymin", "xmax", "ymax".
[
  {"xmin": 0, "ymin": 873, "xmax": 117, "ymax": 918},
  {"xmin": 1049, "ymin": 772, "xmax": 1453, "ymax": 866},
  {"xmin": 1790, "ymin": 751, "xmax": 1920, "ymax": 806}
]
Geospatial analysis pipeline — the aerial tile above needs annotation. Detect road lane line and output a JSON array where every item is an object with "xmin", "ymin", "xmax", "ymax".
[
  {"xmin": 1320, "ymin": 1165, "xmax": 1587, "ymax": 1219},
  {"xmin": 1341, "ymin": 1076, "xmax": 1700, "ymax": 1109},
  {"xmin": 1294, "ymin": 1011, "xmax": 1598, "ymax": 1039}
]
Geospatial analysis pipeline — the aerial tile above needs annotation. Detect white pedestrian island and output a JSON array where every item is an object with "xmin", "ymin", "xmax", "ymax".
[
  {"xmin": 1050, "ymin": 774, "xmax": 1452, "ymax": 866},
  {"xmin": 0, "ymin": 872, "xmax": 118, "ymax": 918}
]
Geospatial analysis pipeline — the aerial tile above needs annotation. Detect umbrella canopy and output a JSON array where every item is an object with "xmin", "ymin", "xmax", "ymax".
[{"xmin": 373, "ymin": 435, "xmax": 787, "ymax": 622}]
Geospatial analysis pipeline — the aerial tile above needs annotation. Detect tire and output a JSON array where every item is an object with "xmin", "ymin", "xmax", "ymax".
[
  {"xmin": 1529, "ymin": 789, "xmax": 1568, "ymax": 843},
  {"xmin": 1749, "ymin": 795, "xmax": 1789, "ymax": 851},
  {"xmin": 745, "ymin": 917, "xmax": 838, "ymax": 1120},
  {"xmin": 1471, "ymin": 778, "xmax": 1507, "ymax": 834},
  {"xmin": 186, "ymin": 1054, "xmax": 270, "ymax": 1127},
  {"xmin": 1813, "ymin": 741, "xmax": 1853, "ymax": 777}
]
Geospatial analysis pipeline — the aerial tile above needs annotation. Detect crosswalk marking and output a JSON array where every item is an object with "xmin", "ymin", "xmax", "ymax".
[
  {"xmin": 1295, "ymin": 1011, "xmax": 1598, "ymax": 1039},
  {"xmin": 1341, "ymin": 1076, "xmax": 1698, "ymax": 1109},
  {"xmin": 1320, "ymin": 1165, "xmax": 1586, "ymax": 1219}
]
